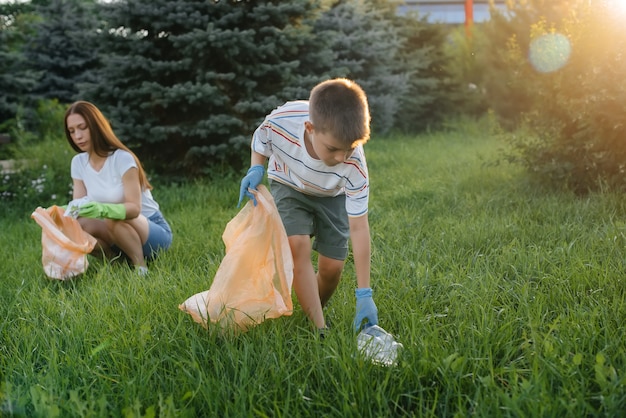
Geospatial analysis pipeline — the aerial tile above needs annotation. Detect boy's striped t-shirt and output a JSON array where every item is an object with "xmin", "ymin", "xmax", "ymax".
[{"xmin": 251, "ymin": 100, "xmax": 369, "ymax": 217}]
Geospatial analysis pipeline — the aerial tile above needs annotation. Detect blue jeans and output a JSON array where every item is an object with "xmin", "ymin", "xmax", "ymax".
[{"xmin": 142, "ymin": 211, "xmax": 173, "ymax": 260}]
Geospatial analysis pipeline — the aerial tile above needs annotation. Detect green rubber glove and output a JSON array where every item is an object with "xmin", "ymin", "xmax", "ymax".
[{"xmin": 78, "ymin": 202, "xmax": 126, "ymax": 220}]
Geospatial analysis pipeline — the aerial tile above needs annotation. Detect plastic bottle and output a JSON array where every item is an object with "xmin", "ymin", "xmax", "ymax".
[{"xmin": 357, "ymin": 325, "xmax": 403, "ymax": 366}]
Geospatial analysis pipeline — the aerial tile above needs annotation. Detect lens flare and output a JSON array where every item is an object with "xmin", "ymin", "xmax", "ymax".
[{"xmin": 528, "ymin": 33, "xmax": 572, "ymax": 73}]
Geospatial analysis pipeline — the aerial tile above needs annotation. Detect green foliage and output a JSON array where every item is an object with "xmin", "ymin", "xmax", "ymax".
[
  {"xmin": 83, "ymin": 0, "xmax": 330, "ymax": 176},
  {"xmin": 314, "ymin": 0, "xmax": 409, "ymax": 134},
  {"xmin": 496, "ymin": 2, "xmax": 626, "ymax": 194},
  {"xmin": 314, "ymin": 1, "xmax": 458, "ymax": 134},
  {"xmin": 440, "ymin": 25, "xmax": 490, "ymax": 120},
  {"xmin": 0, "ymin": 4, "xmax": 40, "ymax": 125},
  {"xmin": 31, "ymin": 98, "xmax": 67, "ymax": 141},
  {"xmin": 79, "ymin": 0, "xmax": 463, "ymax": 174},
  {"xmin": 0, "ymin": 0, "xmax": 97, "ymax": 133},
  {"xmin": 1, "ymin": 100, "xmax": 73, "ymax": 214},
  {"xmin": 1, "ymin": 0, "xmax": 469, "ymax": 178},
  {"xmin": 24, "ymin": 0, "xmax": 100, "ymax": 105},
  {"xmin": 464, "ymin": 11, "xmax": 528, "ymax": 128},
  {"xmin": 0, "ymin": 142, "xmax": 73, "ymax": 216},
  {"xmin": 395, "ymin": 14, "xmax": 462, "ymax": 132},
  {"xmin": 470, "ymin": 0, "xmax": 585, "ymax": 128},
  {"xmin": 3, "ymin": 126, "xmax": 626, "ymax": 416}
]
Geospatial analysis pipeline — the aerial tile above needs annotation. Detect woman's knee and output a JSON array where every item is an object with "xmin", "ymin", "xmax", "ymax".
[
  {"xmin": 111, "ymin": 219, "xmax": 148, "ymax": 243},
  {"xmin": 79, "ymin": 218, "xmax": 111, "ymax": 240}
]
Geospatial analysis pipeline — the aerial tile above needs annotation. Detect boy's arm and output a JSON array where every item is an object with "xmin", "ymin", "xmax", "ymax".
[
  {"xmin": 349, "ymin": 214, "xmax": 371, "ymax": 288},
  {"xmin": 350, "ymin": 213, "xmax": 379, "ymax": 331},
  {"xmin": 250, "ymin": 151, "xmax": 267, "ymax": 167}
]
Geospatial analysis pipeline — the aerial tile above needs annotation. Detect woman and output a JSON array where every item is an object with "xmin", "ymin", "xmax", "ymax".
[{"xmin": 64, "ymin": 101, "xmax": 172, "ymax": 274}]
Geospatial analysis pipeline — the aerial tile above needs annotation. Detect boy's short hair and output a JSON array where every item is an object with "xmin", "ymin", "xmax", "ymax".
[{"xmin": 309, "ymin": 78, "xmax": 371, "ymax": 147}]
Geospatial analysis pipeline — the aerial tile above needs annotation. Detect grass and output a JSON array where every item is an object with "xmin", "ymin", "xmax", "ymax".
[{"xmin": 1, "ymin": 122, "xmax": 626, "ymax": 417}]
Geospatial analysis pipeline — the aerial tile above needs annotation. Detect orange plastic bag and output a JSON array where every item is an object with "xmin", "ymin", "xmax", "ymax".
[
  {"xmin": 179, "ymin": 185, "xmax": 294, "ymax": 331},
  {"xmin": 31, "ymin": 205, "xmax": 97, "ymax": 280}
]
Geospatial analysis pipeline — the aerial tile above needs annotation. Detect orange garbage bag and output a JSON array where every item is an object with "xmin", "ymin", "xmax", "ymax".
[
  {"xmin": 31, "ymin": 205, "xmax": 97, "ymax": 280},
  {"xmin": 179, "ymin": 185, "xmax": 294, "ymax": 331}
]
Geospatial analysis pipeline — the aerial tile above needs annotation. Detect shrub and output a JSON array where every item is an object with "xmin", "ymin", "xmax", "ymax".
[
  {"xmin": 1, "ymin": 100, "xmax": 73, "ymax": 215},
  {"xmin": 1, "ymin": 139, "xmax": 73, "ymax": 216},
  {"xmin": 500, "ymin": 3, "xmax": 626, "ymax": 194},
  {"xmin": 82, "ymin": 0, "xmax": 329, "ymax": 177}
]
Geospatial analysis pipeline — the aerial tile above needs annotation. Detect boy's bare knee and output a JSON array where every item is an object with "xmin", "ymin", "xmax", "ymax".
[
  {"xmin": 318, "ymin": 257, "xmax": 343, "ymax": 283},
  {"xmin": 318, "ymin": 265, "xmax": 341, "ymax": 282},
  {"xmin": 288, "ymin": 235, "xmax": 312, "ymax": 259}
]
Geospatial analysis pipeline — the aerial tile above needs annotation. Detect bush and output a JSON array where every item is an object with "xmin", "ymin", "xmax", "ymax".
[
  {"xmin": 1, "ymin": 100, "xmax": 73, "ymax": 216},
  {"xmin": 82, "ymin": 0, "xmax": 329, "ymax": 177},
  {"xmin": 1, "ymin": 139, "xmax": 73, "ymax": 216},
  {"xmin": 500, "ymin": 3, "xmax": 626, "ymax": 194}
]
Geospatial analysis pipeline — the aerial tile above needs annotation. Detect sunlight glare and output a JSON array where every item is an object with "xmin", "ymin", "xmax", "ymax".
[
  {"xmin": 611, "ymin": 0, "xmax": 626, "ymax": 11},
  {"xmin": 603, "ymin": 0, "xmax": 626, "ymax": 16}
]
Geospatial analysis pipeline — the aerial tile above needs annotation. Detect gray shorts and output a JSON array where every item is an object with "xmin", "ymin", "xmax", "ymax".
[{"xmin": 269, "ymin": 180, "xmax": 349, "ymax": 260}]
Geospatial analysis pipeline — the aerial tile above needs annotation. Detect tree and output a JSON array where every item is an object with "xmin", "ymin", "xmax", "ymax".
[
  {"xmin": 474, "ymin": 0, "xmax": 590, "ymax": 127},
  {"xmin": 1, "ymin": 0, "xmax": 474, "ymax": 177},
  {"xmin": 82, "ymin": 0, "xmax": 331, "ymax": 176},
  {"xmin": 314, "ymin": 0, "xmax": 410, "ymax": 134},
  {"xmin": 0, "ymin": 3, "xmax": 39, "ymax": 130},
  {"xmin": 483, "ymin": 1, "xmax": 626, "ymax": 193},
  {"xmin": 24, "ymin": 0, "xmax": 101, "ymax": 105},
  {"xmin": 395, "ymin": 12, "xmax": 460, "ymax": 132}
]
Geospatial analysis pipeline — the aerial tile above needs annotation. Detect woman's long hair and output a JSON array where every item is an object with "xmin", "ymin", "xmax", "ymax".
[{"xmin": 64, "ymin": 101, "xmax": 152, "ymax": 191}]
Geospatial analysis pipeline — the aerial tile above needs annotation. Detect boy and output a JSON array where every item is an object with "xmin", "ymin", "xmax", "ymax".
[{"xmin": 238, "ymin": 78, "xmax": 378, "ymax": 334}]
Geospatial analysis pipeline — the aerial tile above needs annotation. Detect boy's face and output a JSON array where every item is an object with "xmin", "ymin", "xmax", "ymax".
[{"xmin": 305, "ymin": 121, "xmax": 356, "ymax": 167}]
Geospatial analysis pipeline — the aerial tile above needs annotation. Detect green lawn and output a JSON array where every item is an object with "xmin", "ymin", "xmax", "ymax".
[{"xmin": 1, "ymin": 124, "xmax": 625, "ymax": 417}]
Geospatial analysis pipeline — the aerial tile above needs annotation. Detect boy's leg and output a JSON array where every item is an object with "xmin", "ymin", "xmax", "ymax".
[
  {"xmin": 289, "ymin": 234, "xmax": 326, "ymax": 329},
  {"xmin": 317, "ymin": 255, "xmax": 344, "ymax": 307}
]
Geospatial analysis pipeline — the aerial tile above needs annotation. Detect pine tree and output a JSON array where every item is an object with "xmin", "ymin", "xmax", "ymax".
[
  {"xmin": 395, "ymin": 14, "xmax": 458, "ymax": 132},
  {"xmin": 0, "ymin": 3, "xmax": 39, "ymax": 129},
  {"xmin": 314, "ymin": 0, "xmax": 410, "ymax": 134},
  {"xmin": 83, "ymin": 0, "xmax": 329, "ymax": 175},
  {"xmin": 24, "ymin": 0, "xmax": 101, "ymax": 104}
]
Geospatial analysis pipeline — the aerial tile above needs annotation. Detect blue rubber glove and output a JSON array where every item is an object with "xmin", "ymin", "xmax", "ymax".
[
  {"xmin": 353, "ymin": 287, "xmax": 379, "ymax": 332},
  {"xmin": 238, "ymin": 165, "xmax": 265, "ymax": 207},
  {"xmin": 78, "ymin": 202, "xmax": 126, "ymax": 220}
]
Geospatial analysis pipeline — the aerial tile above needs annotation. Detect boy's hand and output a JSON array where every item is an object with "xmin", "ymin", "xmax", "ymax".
[
  {"xmin": 238, "ymin": 165, "xmax": 265, "ymax": 207},
  {"xmin": 353, "ymin": 287, "xmax": 378, "ymax": 332}
]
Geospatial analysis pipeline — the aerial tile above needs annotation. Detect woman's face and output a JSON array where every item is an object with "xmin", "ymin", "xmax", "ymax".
[{"xmin": 66, "ymin": 114, "xmax": 92, "ymax": 153}]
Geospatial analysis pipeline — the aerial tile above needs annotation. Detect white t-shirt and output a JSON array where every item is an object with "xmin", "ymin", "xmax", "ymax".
[
  {"xmin": 251, "ymin": 101, "xmax": 369, "ymax": 217},
  {"xmin": 71, "ymin": 149, "xmax": 159, "ymax": 217}
]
